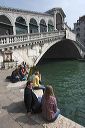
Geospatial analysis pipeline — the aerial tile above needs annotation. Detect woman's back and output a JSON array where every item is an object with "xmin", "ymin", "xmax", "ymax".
[{"xmin": 42, "ymin": 95, "xmax": 57, "ymax": 121}]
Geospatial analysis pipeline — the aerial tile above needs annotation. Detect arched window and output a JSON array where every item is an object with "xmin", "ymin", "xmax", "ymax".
[
  {"xmin": 40, "ymin": 19, "xmax": 47, "ymax": 32},
  {"xmin": 0, "ymin": 15, "xmax": 13, "ymax": 35},
  {"xmin": 48, "ymin": 20, "xmax": 54, "ymax": 32},
  {"xmin": 56, "ymin": 13, "xmax": 62, "ymax": 30},
  {"xmin": 29, "ymin": 18, "xmax": 38, "ymax": 33},
  {"xmin": 15, "ymin": 17, "xmax": 28, "ymax": 34}
]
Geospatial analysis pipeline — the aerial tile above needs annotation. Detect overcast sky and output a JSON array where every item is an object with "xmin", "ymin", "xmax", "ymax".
[{"xmin": 0, "ymin": 0, "xmax": 85, "ymax": 29}]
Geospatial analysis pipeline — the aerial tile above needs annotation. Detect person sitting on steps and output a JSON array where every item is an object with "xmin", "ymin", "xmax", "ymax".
[
  {"xmin": 41, "ymin": 85, "xmax": 60, "ymax": 122},
  {"xmin": 24, "ymin": 80, "xmax": 41, "ymax": 116},
  {"xmin": 32, "ymin": 71, "xmax": 45, "ymax": 93}
]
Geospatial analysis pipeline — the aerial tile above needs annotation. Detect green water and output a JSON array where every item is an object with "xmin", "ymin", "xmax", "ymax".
[{"xmin": 37, "ymin": 60, "xmax": 85, "ymax": 126}]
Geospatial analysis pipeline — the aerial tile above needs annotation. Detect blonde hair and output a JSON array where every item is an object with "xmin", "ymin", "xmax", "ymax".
[{"xmin": 44, "ymin": 85, "xmax": 54, "ymax": 98}]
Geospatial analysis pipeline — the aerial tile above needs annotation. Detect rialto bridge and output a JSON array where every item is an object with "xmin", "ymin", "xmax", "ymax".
[{"xmin": 0, "ymin": 6, "xmax": 85, "ymax": 68}]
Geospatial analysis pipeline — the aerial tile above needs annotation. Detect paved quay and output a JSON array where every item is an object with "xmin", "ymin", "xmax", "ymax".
[
  {"xmin": 0, "ymin": 68, "xmax": 85, "ymax": 128},
  {"xmin": 0, "ymin": 69, "xmax": 44, "ymax": 128}
]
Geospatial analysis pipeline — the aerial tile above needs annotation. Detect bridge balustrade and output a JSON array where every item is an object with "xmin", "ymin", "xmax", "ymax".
[
  {"xmin": 0, "ymin": 30, "xmax": 66, "ymax": 49},
  {"xmin": 76, "ymin": 38, "xmax": 85, "ymax": 52}
]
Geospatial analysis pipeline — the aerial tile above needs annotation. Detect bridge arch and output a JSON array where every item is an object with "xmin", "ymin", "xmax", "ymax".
[
  {"xmin": 0, "ymin": 14, "xmax": 13, "ymax": 35},
  {"xmin": 34, "ymin": 39, "xmax": 81, "ymax": 65},
  {"xmin": 29, "ymin": 18, "xmax": 38, "ymax": 33},
  {"xmin": 15, "ymin": 16, "xmax": 28, "ymax": 34}
]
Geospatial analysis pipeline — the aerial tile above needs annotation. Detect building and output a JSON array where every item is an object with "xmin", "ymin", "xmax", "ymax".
[{"xmin": 74, "ymin": 15, "xmax": 85, "ymax": 46}]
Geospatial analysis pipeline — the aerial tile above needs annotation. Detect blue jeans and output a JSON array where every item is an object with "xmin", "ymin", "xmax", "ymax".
[
  {"xmin": 38, "ymin": 96, "xmax": 42, "ymax": 103},
  {"xmin": 47, "ymin": 109, "xmax": 60, "ymax": 122}
]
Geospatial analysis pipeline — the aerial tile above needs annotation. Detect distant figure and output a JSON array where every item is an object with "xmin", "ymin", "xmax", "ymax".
[
  {"xmin": 18, "ymin": 65, "xmax": 27, "ymax": 81},
  {"xmin": 24, "ymin": 81, "xmax": 41, "ymax": 116},
  {"xmin": 22, "ymin": 61, "xmax": 26, "ymax": 68},
  {"xmin": 5, "ymin": 30, "xmax": 9, "ymax": 35},
  {"xmin": 10, "ymin": 68, "xmax": 20, "ymax": 83},
  {"xmin": 41, "ymin": 85, "xmax": 60, "ymax": 122}
]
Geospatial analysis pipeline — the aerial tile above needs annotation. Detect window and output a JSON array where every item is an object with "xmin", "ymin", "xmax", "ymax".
[{"xmin": 76, "ymin": 28, "xmax": 80, "ymax": 31}]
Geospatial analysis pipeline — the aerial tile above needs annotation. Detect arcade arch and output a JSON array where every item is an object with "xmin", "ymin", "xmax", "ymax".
[
  {"xmin": 29, "ymin": 18, "xmax": 38, "ymax": 33},
  {"xmin": 48, "ymin": 20, "xmax": 54, "ymax": 32},
  {"xmin": 40, "ymin": 19, "xmax": 47, "ymax": 32},
  {"xmin": 0, "ymin": 15, "xmax": 13, "ymax": 35},
  {"xmin": 15, "ymin": 16, "xmax": 28, "ymax": 34}
]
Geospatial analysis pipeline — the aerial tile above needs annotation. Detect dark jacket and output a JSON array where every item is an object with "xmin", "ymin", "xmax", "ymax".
[{"xmin": 24, "ymin": 86, "xmax": 41, "ymax": 113}]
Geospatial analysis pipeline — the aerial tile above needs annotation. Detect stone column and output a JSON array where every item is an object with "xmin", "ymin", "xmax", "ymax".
[
  {"xmin": 46, "ymin": 22, "xmax": 48, "ymax": 32},
  {"xmin": 27, "ymin": 22, "xmax": 29, "ymax": 34},
  {"xmin": 54, "ymin": 11, "xmax": 56, "ymax": 30},
  {"xmin": 26, "ymin": 19, "xmax": 30, "ymax": 40},
  {"xmin": 38, "ymin": 23, "xmax": 40, "ymax": 33},
  {"xmin": 13, "ymin": 24, "xmax": 16, "ymax": 35}
]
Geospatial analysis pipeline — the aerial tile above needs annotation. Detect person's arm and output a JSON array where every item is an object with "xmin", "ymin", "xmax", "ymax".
[
  {"xmin": 39, "ymin": 73, "xmax": 41, "ymax": 81},
  {"xmin": 36, "ymin": 76, "xmax": 40, "ymax": 86},
  {"xmin": 24, "ymin": 88, "xmax": 32, "ymax": 113},
  {"xmin": 53, "ymin": 97, "xmax": 57, "ymax": 112}
]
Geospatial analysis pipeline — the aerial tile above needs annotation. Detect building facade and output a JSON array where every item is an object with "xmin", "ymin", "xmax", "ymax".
[
  {"xmin": 74, "ymin": 15, "xmax": 85, "ymax": 46},
  {"xmin": 0, "ymin": 6, "xmax": 66, "ymax": 36}
]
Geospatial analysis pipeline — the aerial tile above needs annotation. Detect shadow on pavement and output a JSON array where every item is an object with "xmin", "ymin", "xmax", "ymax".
[
  {"xmin": 2, "ymin": 101, "xmax": 26, "ymax": 113},
  {"xmin": 15, "ymin": 115, "xmax": 39, "ymax": 126},
  {"xmin": 2, "ymin": 101, "xmax": 40, "ymax": 126}
]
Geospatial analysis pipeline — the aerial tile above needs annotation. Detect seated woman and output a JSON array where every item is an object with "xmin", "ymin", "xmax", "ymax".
[
  {"xmin": 19, "ymin": 65, "xmax": 27, "ymax": 81},
  {"xmin": 41, "ymin": 85, "xmax": 60, "ymax": 122},
  {"xmin": 11, "ymin": 68, "xmax": 20, "ymax": 83},
  {"xmin": 24, "ymin": 80, "xmax": 41, "ymax": 116},
  {"xmin": 32, "ymin": 71, "xmax": 45, "ymax": 93}
]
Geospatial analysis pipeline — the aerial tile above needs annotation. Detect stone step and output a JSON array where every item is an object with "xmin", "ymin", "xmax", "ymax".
[{"xmin": 7, "ymin": 82, "xmax": 85, "ymax": 128}]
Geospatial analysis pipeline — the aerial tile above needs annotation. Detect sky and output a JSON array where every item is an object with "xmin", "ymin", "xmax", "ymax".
[{"xmin": 0, "ymin": 0, "xmax": 85, "ymax": 29}]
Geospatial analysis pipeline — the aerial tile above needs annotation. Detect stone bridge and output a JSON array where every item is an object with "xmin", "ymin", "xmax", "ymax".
[
  {"xmin": 0, "ymin": 29, "xmax": 85, "ymax": 67},
  {"xmin": 0, "ymin": 6, "xmax": 85, "ymax": 68}
]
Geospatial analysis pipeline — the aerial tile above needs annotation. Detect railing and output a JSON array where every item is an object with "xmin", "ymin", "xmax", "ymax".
[
  {"xmin": 66, "ymin": 30, "xmax": 76, "ymax": 41},
  {"xmin": 63, "ymin": 22, "xmax": 71, "ymax": 31},
  {"xmin": 65, "ymin": 29, "xmax": 85, "ymax": 51},
  {"xmin": 76, "ymin": 38, "xmax": 85, "ymax": 51},
  {"xmin": 1, "ymin": 29, "xmax": 85, "ymax": 53},
  {"xmin": 0, "ymin": 30, "xmax": 66, "ymax": 47}
]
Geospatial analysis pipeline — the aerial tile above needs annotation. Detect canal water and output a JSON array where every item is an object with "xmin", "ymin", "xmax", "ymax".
[{"xmin": 37, "ymin": 60, "xmax": 85, "ymax": 126}]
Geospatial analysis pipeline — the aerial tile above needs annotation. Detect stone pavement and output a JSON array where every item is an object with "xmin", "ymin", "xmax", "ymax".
[
  {"xmin": 0, "ymin": 69, "xmax": 44, "ymax": 128},
  {"xmin": 0, "ymin": 69, "xmax": 85, "ymax": 128}
]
